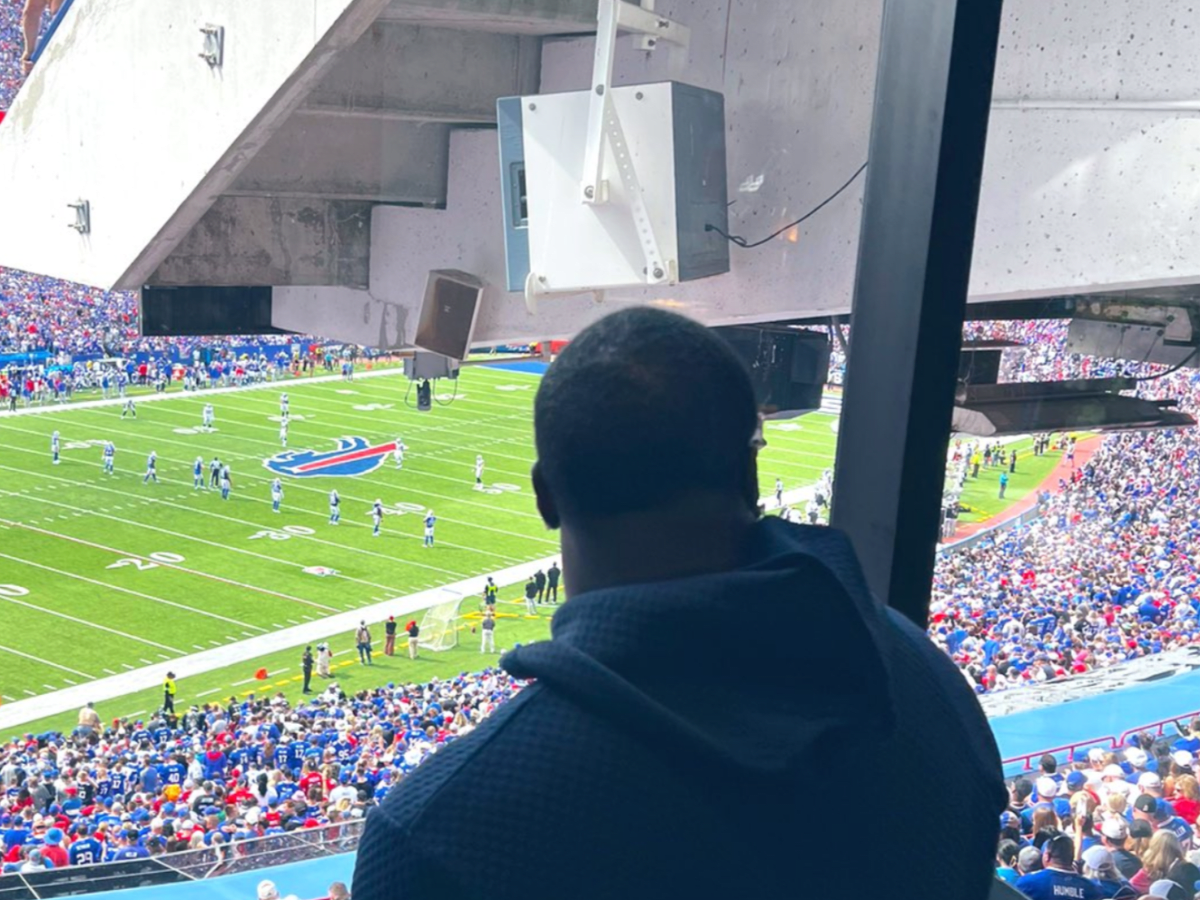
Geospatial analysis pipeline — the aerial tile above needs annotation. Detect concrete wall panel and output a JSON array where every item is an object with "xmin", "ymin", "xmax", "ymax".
[
  {"xmin": 151, "ymin": 197, "xmax": 371, "ymax": 287},
  {"xmin": 0, "ymin": 0, "xmax": 391, "ymax": 288}
]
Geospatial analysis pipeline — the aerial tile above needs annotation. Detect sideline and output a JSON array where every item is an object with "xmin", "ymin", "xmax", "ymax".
[
  {"xmin": 0, "ymin": 552, "xmax": 559, "ymax": 733},
  {"xmin": 0, "ymin": 366, "xmax": 407, "ymax": 418}
]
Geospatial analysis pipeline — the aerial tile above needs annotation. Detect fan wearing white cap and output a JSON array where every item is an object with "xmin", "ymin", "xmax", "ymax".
[
  {"xmin": 1170, "ymin": 749, "xmax": 1194, "ymax": 773},
  {"xmin": 1035, "ymin": 775, "xmax": 1072, "ymax": 821},
  {"xmin": 1148, "ymin": 879, "xmax": 1188, "ymax": 900},
  {"xmin": 1080, "ymin": 846, "xmax": 1128, "ymax": 897},
  {"xmin": 1098, "ymin": 817, "xmax": 1141, "ymax": 881}
]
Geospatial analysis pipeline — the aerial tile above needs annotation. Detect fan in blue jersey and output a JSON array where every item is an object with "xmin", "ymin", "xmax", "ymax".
[
  {"xmin": 121, "ymin": 397, "xmax": 136, "ymax": 419},
  {"xmin": 271, "ymin": 478, "xmax": 284, "ymax": 513},
  {"xmin": 51, "ymin": 430, "xmax": 60, "ymax": 465},
  {"xmin": 329, "ymin": 489, "xmax": 341, "ymax": 524},
  {"xmin": 193, "ymin": 456, "xmax": 204, "ymax": 490},
  {"xmin": 103, "ymin": 441, "xmax": 115, "ymax": 474},
  {"xmin": 143, "ymin": 451, "xmax": 158, "ymax": 483},
  {"xmin": 209, "ymin": 456, "xmax": 221, "ymax": 488},
  {"xmin": 280, "ymin": 392, "xmax": 289, "ymax": 416},
  {"xmin": 201, "ymin": 403, "xmax": 214, "ymax": 431},
  {"xmin": 372, "ymin": 500, "xmax": 384, "ymax": 536},
  {"xmin": 159, "ymin": 757, "xmax": 186, "ymax": 787},
  {"xmin": 423, "ymin": 509, "xmax": 436, "ymax": 547},
  {"xmin": 68, "ymin": 825, "xmax": 103, "ymax": 866},
  {"xmin": 285, "ymin": 738, "xmax": 310, "ymax": 774}
]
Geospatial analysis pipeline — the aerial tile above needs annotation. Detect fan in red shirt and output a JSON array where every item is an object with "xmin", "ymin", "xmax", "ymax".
[{"xmin": 40, "ymin": 829, "xmax": 69, "ymax": 868}]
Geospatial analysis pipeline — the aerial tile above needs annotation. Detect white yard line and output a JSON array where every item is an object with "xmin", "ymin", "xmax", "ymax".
[
  {"xmin": 0, "ymin": 589, "xmax": 182, "ymax": 654},
  {"xmin": 0, "ymin": 551, "xmax": 562, "ymax": 732},
  {"xmin": 0, "ymin": 522, "xmax": 287, "ymax": 624},
  {"xmin": 0, "ymin": 480, "xmax": 417, "ymax": 598},
  {"xmin": 0, "ymin": 367, "xmax": 411, "ymax": 419},
  {"xmin": 0, "ymin": 461, "xmax": 474, "ymax": 582},
  {"xmin": 0, "ymin": 644, "xmax": 94, "ymax": 679}
]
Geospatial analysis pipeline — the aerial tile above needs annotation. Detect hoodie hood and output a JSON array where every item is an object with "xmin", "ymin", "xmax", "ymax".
[{"xmin": 503, "ymin": 517, "xmax": 896, "ymax": 781}]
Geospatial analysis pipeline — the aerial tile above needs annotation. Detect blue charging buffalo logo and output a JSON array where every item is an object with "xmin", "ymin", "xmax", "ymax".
[{"xmin": 264, "ymin": 437, "xmax": 398, "ymax": 478}]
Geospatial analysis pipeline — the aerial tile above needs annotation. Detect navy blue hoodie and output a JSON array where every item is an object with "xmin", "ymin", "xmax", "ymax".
[{"xmin": 353, "ymin": 518, "xmax": 1005, "ymax": 899}]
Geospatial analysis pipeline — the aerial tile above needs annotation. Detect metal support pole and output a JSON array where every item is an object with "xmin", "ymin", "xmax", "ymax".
[{"xmin": 830, "ymin": 0, "xmax": 1005, "ymax": 626}]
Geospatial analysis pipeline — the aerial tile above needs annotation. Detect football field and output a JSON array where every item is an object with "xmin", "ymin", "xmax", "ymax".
[{"xmin": 0, "ymin": 364, "xmax": 839, "ymax": 735}]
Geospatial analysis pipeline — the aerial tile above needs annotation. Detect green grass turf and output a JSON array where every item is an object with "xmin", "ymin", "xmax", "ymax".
[
  {"xmin": 758, "ymin": 414, "xmax": 839, "ymax": 498},
  {"xmin": 0, "ymin": 365, "xmax": 1058, "ymax": 739},
  {"xmin": 954, "ymin": 437, "xmax": 1069, "ymax": 523},
  {"xmin": 0, "ymin": 365, "xmax": 838, "ymax": 737},
  {"xmin": 0, "ymin": 368, "xmax": 555, "ymax": 711},
  {"xmin": 10, "ymin": 583, "xmax": 556, "ymax": 739}
]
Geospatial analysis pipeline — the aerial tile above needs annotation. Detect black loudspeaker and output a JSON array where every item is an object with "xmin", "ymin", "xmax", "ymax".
[
  {"xmin": 414, "ymin": 270, "xmax": 484, "ymax": 361},
  {"xmin": 714, "ymin": 325, "xmax": 831, "ymax": 419},
  {"xmin": 139, "ymin": 286, "xmax": 285, "ymax": 337}
]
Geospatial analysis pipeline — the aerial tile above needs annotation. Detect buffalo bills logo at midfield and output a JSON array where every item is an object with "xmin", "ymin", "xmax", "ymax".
[{"xmin": 264, "ymin": 437, "xmax": 398, "ymax": 478}]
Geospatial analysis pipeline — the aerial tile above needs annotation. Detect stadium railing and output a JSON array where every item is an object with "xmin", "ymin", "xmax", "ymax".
[
  {"xmin": 0, "ymin": 820, "xmax": 363, "ymax": 899},
  {"xmin": 1002, "ymin": 709, "xmax": 1200, "ymax": 771},
  {"xmin": 29, "ymin": 0, "xmax": 77, "ymax": 67},
  {"xmin": 942, "ymin": 505, "xmax": 1043, "ymax": 555}
]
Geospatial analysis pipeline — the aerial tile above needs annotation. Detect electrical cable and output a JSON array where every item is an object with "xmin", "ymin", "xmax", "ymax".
[
  {"xmin": 1133, "ymin": 347, "xmax": 1200, "ymax": 382},
  {"xmin": 705, "ymin": 161, "xmax": 869, "ymax": 249},
  {"xmin": 433, "ymin": 376, "xmax": 459, "ymax": 407}
]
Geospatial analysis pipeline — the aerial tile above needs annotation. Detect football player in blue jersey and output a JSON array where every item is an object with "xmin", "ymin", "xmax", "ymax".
[
  {"xmin": 143, "ymin": 450, "xmax": 158, "ymax": 484},
  {"xmin": 193, "ymin": 456, "xmax": 204, "ymax": 490},
  {"xmin": 220, "ymin": 467, "xmax": 232, "ymax": 500},
  {"xmin": 271, "ymin": 478, "xmax": 284, "ymax": 513},
  {"xmin": 423, "ymin": 509, "xmax": 436, "ymax": 547},
  {"xmin": 103, "ymin": 440, "xmax": 115, "ymax": 474}
]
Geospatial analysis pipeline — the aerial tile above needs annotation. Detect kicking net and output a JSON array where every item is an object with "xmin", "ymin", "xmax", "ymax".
[{"xmin": 417, "ymin": 590, "xmax": 464, "ymax": 651}]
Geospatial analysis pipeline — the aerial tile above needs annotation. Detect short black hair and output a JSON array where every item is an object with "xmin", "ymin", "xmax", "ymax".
[
  {"xmin": 997, "ymin": 839, "xmax": 1019, "ymax": 866},
  {"xmin": 534, "ymin": 307, "xmax": 757, "ymax": 520}
]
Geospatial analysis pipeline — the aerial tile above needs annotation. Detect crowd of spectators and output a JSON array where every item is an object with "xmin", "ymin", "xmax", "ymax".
[
  {"xmin": 0, "ymin": 670, "xmax": 524, "ymax": 881},
  {"xmin": 1000, "ymin": 726, "xmax": 1200, "ymax": 899},
  {"xmin": 0, "ymin": 267, "xmax": 314, "ymax": 361},
  {"xmin": 928, "ymin": 321, "xmax": 1200, "ymax": 695},
  {"xmin": 0, "ymin": 0, "xmax": 27, "ymax": 110}
]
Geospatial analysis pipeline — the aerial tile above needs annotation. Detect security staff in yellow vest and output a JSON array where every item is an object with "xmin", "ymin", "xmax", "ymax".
[{"xmin": 163, "ymin": 672, "xmax": 177, "ymax": 714}]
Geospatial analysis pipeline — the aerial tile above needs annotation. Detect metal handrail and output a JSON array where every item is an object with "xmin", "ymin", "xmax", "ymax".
[
  {"xmin": 29, "ymin": 0, "xmax": 76, "ymax": 65},
  {"xmin": 1002, "ymin": 735, "xmax": 1117, "ymax": 773},
  {"xmin": 1001, "ymin": 709, "xmax": 1200, "ymax": 772}
]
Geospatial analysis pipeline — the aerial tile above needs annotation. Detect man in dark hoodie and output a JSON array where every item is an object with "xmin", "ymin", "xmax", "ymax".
[{"xmin": 352, "ymin": 306, "xmax": 1006, "ymax": 899}]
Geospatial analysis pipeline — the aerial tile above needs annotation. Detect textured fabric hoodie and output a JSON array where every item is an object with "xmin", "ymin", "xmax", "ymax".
[{"xmin": 353, "ymin": 518, "xmax": 1006, "ymax": 899}]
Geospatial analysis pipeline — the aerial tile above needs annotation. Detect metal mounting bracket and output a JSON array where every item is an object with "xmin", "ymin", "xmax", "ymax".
[
  {"xmin": 67, "ymin": 199, "xmax": 90, "ymax": 234},
  {"xmin": 580, "ymin": 0, "xmax": 688, "ymax": 286},
  {"xmin": 199, "ymin": 24, "xmax": 224, "ymax": 68}
]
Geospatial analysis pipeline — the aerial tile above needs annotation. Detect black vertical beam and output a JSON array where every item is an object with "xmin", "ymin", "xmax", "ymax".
[{"xmin": 830, "ymin": 0, "xmax": 1005, "ymax": 626}]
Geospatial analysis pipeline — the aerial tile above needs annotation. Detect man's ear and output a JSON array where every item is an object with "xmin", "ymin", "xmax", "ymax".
[{"xmin": 532, "ymin": 461, "xmax": 561, "ymax": 530}]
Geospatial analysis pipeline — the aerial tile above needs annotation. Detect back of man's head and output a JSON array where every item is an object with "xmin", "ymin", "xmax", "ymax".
[{"xmin": 533, "ymin": 307, "xmax": 757, "ymax": 524}]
